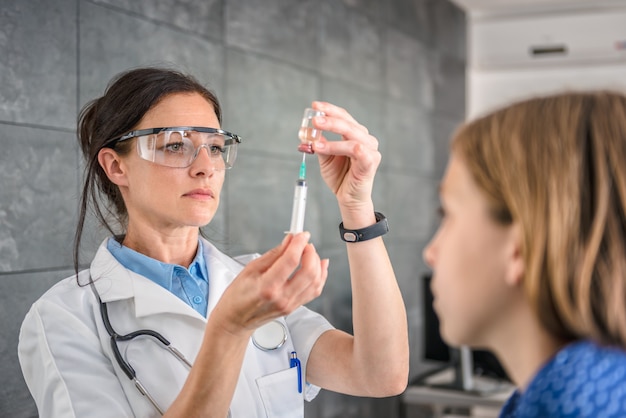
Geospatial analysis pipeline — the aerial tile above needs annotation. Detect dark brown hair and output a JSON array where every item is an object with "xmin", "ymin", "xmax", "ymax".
[{"xmin": 74, "ymin": 67, "xmax": 221, "ymax": 278}]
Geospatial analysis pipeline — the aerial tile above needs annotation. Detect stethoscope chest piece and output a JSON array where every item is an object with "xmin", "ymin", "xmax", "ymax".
[{"xmin": 252, "ymin": 320, "xmax": 287, "ymax": 351}]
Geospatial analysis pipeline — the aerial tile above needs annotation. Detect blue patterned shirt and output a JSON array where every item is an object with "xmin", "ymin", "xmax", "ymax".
[
  {"xmin": 106, "ymin": 238, "xmax": 209, "ymax": 317},
  {"xmin": 500, "ymin": 340, "xmax": 626, "ymax": 417}
]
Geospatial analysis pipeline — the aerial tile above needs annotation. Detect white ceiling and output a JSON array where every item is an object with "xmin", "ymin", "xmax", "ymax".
[{"xmin": 450, "ymin": 0, "xmax": 626, "ymax": 17}]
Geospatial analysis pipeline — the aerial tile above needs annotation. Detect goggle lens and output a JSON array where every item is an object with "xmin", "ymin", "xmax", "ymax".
[{"xmin": 110, "ymin": 127, "xmax": 241, "ymax": 169}]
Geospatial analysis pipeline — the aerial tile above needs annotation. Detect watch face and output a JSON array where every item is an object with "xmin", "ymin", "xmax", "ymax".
[{"xmin": 343, "ymin": 232, "xmax": 358, "ymax": 242}]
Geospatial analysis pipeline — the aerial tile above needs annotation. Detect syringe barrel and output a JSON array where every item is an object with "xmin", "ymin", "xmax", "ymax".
[{"xmin": 289, "ymin": 179, "xmax": 307, "ymax": 233}]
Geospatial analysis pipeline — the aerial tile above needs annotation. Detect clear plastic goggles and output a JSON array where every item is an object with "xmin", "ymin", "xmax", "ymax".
[{"xmin": 109, "ymin": 127, "xmax": 242, "ymax": 169}]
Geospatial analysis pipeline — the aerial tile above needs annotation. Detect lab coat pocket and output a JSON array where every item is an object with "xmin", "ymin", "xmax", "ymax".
[{"xmin": 256, "ymin": 366, "xmax": 303, "ymax": 418}]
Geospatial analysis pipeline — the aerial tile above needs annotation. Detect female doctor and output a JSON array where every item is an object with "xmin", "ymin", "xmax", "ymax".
[{"xmin": 18, "ymin": 67, "xmax": 409, "ymax": 417}]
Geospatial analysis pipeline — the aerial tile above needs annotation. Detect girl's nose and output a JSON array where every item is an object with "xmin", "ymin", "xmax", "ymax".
[{"xmin": 423, "ymin": 237, "xmax": 436, "ymax": 269}]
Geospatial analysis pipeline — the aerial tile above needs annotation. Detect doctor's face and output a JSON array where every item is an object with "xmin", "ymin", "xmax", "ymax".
[
  {"xmin": 119, "ymin": 92, "xmax": 225, "ymax": 231},
  {"xmin": 423, "ymin": 155, "xmax": 518, "ymax": 348}
]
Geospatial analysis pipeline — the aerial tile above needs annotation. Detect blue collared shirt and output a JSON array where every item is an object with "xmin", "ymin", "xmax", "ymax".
[
  {"xmin": 500, "ymin": 340, "xmax": 626, "ymax": 418},
  {"xmin": 107, "ymin": 238, "xmax": 209, "ymax": 317}
]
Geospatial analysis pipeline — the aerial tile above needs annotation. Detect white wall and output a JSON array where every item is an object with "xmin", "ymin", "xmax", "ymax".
[
  {"xmin": 469, "ymin": 61, "xmax": 626, "ymax": 119},
  {"xmin": 453, "ymin": 0, "xmax": 626, "ymax": 119}
]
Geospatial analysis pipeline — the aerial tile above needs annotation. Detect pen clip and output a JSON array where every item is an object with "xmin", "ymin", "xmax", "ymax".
[{"xmin": 290, "ymin": 351, "xmax": 302, "ymax": 393}]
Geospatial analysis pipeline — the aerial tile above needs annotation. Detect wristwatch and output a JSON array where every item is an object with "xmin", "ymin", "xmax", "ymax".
[{"xmin": 339, "ymin": 212, "xmax": 388, "ymax": 242}]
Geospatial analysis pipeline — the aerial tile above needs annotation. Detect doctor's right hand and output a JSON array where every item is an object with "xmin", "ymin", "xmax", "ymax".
[
  {"xmin": 210, "ymin": 232, "xmax": 329, "ymax": 337},
  {"xmin": 166, "ymin": 234, "xmax": 325, "ymax": 417}
]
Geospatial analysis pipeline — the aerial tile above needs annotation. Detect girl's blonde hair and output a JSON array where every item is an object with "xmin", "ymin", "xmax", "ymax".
[{"xmin": 452, "ymin": 91, "xmax": 626, "ymax": 347}]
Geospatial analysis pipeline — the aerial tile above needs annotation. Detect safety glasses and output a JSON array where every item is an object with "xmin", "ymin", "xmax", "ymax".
[{"xmin": 107, "ymin": 127, "xmax": 242, "ymax": 169}]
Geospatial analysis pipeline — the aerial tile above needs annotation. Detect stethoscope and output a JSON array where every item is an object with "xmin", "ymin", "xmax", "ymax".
[{"xmin": 89, "ymin": 280, "xmax": 288, "ymax": 415}]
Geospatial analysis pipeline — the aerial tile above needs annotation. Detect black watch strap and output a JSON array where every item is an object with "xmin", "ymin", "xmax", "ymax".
[{"xmin": 339, "ymin": 212, "xmax": 388, "ymax": 242}]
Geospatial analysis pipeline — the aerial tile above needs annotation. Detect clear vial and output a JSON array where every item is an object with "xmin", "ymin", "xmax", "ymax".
[{"xmin": 298, "ymin": 108, "xmax": 325, "ymax": 153}]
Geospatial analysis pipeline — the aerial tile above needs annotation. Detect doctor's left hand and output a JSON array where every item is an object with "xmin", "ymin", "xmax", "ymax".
[
  {"xmin": 209, "ymin": 232, "xmax": 329, "ymax": 338},
  {"xmin": 310, "ymin": 101, "xmax": 381, "ymax": 217}
]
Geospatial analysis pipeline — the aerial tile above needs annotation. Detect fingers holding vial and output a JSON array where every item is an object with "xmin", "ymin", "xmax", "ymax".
[{"xmin": 298, "ymin": 108, "xmax": 325, "ymax": 154}]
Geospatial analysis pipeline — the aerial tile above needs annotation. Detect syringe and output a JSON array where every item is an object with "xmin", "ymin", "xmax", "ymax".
[{"xmin": 288, "ymin": 153, "xmax": 308, "ymax": 234}]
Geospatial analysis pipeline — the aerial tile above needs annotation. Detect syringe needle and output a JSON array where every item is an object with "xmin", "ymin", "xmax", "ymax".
[{"xmin": 299, "ymin": 152, "xmax": 306, "ymax": 179}]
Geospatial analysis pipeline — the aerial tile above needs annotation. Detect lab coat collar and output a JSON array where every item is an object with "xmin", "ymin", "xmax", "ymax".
[{"xmin": 89, "ymin": 238, "xmax": 247, "ymax": 321}]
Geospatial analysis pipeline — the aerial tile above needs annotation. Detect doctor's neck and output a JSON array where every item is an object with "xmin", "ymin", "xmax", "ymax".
[{"xmin": 122, "ymin": 224, "xmax": 201, "ymax": 267}]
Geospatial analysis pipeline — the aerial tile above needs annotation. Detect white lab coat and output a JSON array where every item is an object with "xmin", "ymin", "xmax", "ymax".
[{"xmin": 18, "ymin": 238, "xmax": 334, "ymax": 418}]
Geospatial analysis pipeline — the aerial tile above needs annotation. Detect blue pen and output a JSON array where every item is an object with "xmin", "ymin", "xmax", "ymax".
[{"xmin": 290, "ymin": 351, "xmax": 302, "ymax": 393}]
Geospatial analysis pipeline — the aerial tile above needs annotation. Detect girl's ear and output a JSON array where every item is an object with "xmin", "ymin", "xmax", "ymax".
[
  {"xmin": 97, "ymin": 148, "xmax": 129, "ymax": 187},
  {"xmin": 505, "ymin": 223, "xmax": 525, "ymax": 287}
]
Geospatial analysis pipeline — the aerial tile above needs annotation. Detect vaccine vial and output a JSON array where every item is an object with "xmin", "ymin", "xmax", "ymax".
[{"xmin": 298, "ymin": 108, "xmax": 325, "ymax": 153}]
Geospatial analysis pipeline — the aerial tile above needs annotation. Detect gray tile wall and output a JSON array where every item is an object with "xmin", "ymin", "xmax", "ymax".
[{"xmin": 0, "ymin": 0, "xmax": 465, "ymax": 417}]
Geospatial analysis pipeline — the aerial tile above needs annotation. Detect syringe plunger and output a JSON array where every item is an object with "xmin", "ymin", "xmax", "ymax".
[{"xmin": 288, "ymin": 179, "xmax": 307, "ymax": 233}]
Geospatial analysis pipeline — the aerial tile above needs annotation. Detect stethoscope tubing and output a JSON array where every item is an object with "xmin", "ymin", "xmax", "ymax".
[
  {"xmin": 88, "ymin": 275, "xmax": 279, "ymax": 417},
  {"xmin": 89, "ymin": 280, "xmax": 192, "ymax": 415}
]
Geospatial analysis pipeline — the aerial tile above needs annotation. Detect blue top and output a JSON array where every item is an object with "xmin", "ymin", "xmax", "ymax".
[
  {"xmin": 500, "ymin": 340, "xmax": 626, "ymax": 417},
  {"xmin": 107, "ymin": 238, "xmax": 209, "ymax": 317}
]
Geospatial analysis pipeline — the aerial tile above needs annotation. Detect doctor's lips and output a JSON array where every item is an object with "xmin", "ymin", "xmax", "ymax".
[{"xmin": 183, "ymin": 188, "xmax": 215, "ymax": 199}]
